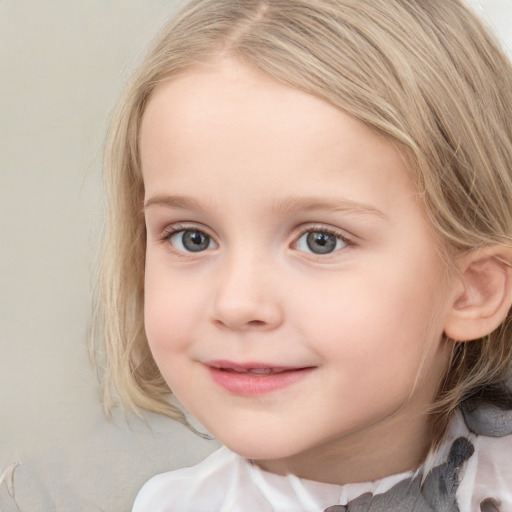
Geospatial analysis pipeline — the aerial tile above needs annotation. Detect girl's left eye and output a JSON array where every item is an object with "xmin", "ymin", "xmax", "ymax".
[
  {"xmin": 168, "ymin": 229, "xmax": 217, "ymax": 253},
  {"xmin": 296, "ymin": 230, "xmax": 348, "ymax": 255}
]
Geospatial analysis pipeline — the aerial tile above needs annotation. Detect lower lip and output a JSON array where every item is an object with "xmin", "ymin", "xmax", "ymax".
[{"xmin": 207, "ymin": 366, "xmax": 314, "ymax": 395}]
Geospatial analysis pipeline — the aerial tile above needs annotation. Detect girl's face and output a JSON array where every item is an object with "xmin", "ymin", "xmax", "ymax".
[{"xmin": 141, "ymin": 58, "xmax": 458, "ymax": 483}]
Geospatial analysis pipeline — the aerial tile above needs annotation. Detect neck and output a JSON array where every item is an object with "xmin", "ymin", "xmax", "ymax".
[{"xmin": 254, "ymin": 411, "xmax": 433, "ymax": 485}]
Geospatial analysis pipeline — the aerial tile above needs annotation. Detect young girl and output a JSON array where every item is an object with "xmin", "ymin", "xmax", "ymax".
[{"xmin": 93, "ymin": 0, "xmax": 512, "ymax": 510}]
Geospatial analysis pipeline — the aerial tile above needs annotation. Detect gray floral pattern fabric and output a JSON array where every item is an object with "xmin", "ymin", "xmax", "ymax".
[{"xmin": 324, "ymin": 437, "xmax": 474, "ymax": 512}]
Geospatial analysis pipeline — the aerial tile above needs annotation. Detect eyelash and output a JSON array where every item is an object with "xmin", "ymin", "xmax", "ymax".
[
  {"xmin": 295, "ymin": 226, "xmax": 351, "ymax": 244},
  {"xmin": 158, "ymin": 223, "xmax": 353, "ymax": 255}
]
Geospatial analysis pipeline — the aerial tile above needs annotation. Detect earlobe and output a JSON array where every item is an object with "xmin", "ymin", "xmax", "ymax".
[{"xmin": 444, "ymin": 247, "xmax": 512, "ymax": 342}]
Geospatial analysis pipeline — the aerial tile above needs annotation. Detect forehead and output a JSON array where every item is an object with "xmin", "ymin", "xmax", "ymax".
[
  {"xmin": 140, "ymin": 59, "xmax": 359, "ymax": 163},
  {"xmin": 139, "ymin": 58, "xmax": 416, "ymax": 217}
]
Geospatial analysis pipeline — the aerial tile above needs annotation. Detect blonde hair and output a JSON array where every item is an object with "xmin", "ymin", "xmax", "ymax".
[{"xmin": 92, "ymin": 0, "xmax": 512, "ymax": 444}]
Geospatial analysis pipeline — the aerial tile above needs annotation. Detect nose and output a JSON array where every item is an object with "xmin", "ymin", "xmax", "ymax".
[{"xmin": 211, "ymin": 252, "xmax": 284, "ymax": 331}]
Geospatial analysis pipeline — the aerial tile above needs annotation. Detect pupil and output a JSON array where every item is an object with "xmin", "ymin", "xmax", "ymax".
[
  {"xmin": 183, "ymin": 231, "xmax": 209, "ymax": 252},
  {"xmin": 306, "ymin": 232, "xmax": 336, "ymax": 254}
]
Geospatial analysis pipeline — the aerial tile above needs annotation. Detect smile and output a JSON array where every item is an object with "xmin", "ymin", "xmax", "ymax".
[{"xmin": 205, "ymin": 361, "xmax": 315, "ymax": 395}]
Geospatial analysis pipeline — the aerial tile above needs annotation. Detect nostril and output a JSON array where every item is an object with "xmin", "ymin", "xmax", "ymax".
[{"xmin": 248, "ymin": 320, "xmax": 266, "ymax": 327}]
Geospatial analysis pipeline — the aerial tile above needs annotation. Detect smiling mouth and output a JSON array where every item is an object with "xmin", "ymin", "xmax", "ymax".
[{"xmin": 205, "ymin": 361, "xmax": 315, "ymax": 395}]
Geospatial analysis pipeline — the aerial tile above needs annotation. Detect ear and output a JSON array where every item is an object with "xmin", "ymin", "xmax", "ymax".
[{"xmin": 444, "ymin": 247, "xmax": 512, "ymax": 342}]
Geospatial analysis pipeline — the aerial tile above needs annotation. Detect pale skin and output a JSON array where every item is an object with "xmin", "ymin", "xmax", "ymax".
[{"xmin": 139, "ymin": 57, "xmax": 511, "ymax": 485}]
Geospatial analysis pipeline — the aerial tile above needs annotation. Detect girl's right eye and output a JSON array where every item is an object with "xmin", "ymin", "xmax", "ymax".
[{"xmin": 167, "ymin": 229, "xmax": 217, "ymax": 253}]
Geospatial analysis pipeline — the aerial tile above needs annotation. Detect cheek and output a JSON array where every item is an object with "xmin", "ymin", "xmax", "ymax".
[
  {"xmin": 143, "ymin": 269, "xmax": 211, "ymax": 402},
  {"xmin": 143, "ymin": 277, "xmax": 200, "ymax": 398},
  {"xmin": 295, "ymin": 260, "xmax": 446, "ymax": 367},
  {"xmin": 144, "ymin": 265, "xmax": 200, "ymax": 358}
]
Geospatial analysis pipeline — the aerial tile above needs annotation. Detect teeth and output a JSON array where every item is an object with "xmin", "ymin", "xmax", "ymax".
[
  {"xmin": 247, "ymin": 368, "xmax": 274, "ymax": 375},
  {"xmin": 218, "ymin": 366, "xmax": 292, "ymax": 374}
]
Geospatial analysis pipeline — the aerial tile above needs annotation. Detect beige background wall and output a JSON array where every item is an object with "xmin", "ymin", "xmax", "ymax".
[
  {"xmin": 0, "ymin": 1, "xmax": 510, "ymax": 510},
  {"xmin": 0, "ymin": 2, "xmax": 218, "ymax": 511}
]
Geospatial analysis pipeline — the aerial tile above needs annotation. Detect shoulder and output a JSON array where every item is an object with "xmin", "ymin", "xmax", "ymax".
[
  {"xmin": 458, "ymin": 431, "xmax": 512, "ymax": 512},
  {"xmin": 456, "ymin": 398, "xmax": 512, "ymax": 512},
  {"xmin": 131, "ymin": 445, "xmax": 331, "ymax": 512},
  {"xmin": 132, "ymin": 446, "xmax": 242, "ymax": 512}
]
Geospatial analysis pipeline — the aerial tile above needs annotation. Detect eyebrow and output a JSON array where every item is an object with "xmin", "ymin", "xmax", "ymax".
[
  {"xmin": 144, "ymin": 194, "xmax": 387, "ymax": 220},
  {"xmin": 270, "ymin": 196, "xmax": 387, "ymax": 219},
  {"xmin": 144, "ymin": 195, "xmax": 202, "ymax": 211}
]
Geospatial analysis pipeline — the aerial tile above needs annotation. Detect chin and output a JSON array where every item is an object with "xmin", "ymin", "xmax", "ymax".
[{"xmin": 217, "ymin": 430, "xmax": 303, "ymax": 462}]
